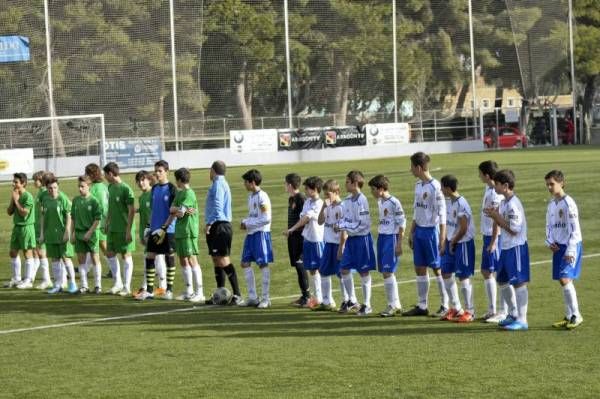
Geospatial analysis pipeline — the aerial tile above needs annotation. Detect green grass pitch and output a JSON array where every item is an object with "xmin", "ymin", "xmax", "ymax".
[{"xmin": 0, "ymin": 147, "xmax": 599, "ymax": 398}]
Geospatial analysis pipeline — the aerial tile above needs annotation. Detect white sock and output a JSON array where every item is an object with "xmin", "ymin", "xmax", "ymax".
[
  {"xmin": 60, "ymin": 262, "xmax": 67, "ymax": 287},
  {"xmin": 260, "ymin": 267, "xmax": 270, "ymax": 300},
  {"xmin": 339, "ymin": 277, "xmax": 349, "ymax": 302},
  {"xmin": 391, "ymin": 274, "xmax": 401, "ymax": 309},
  {"xmin": 11, "ymin": 257, "xmax": 22, "ymax": 281},
  {"xmin": 342, "ymin": 273, "xmax": 357, "ymax": 303},
  {"xmin": 141, "ymin": 255, "xmax": 147, "ymax": 290},
  {"xmin": 416, "ymin": 275, "xmax": 430, "ymax": 310},
  {"xmin": 313, "ymin": 272, "xmax": 322, "ymax": 303},
  {"xmin": 79, "ymin": 263, "xmax": 89, "ymax": 289},
  {"xmin": 461, "ymin": 279, "xmax": 473, "ymax": 314},
  {"xmin": 52, "ymin": 261, "xmax": 62, "ymax": 287},
  {"xmin": 563, "ymin": 282, "xmax": 580, "ymax": 318},
  {"xmin": 24, "ymin": 258, "xmax": 35, "ymax": 282},
  {"xmin": 243, "ymin": 267, "xmax": 257, "ymax": 300},
  {"xmin": 108, "ymin": 257, "xmax": 122, "ymax": 287},
  {"xmin": 40, "ymin": 258, "xmax": 51, "ymax": 283},
  {"xmin": 156, "ymin": 255, "xmax": 167, "ymax": 289},
  {"xmin": 85, "ymin": 253, "xmax": 92, "ymax": 270},
  {"xmin": 484, "ymin": 278, "xmax": 497, "ymax": 314},
  {"xmin": 436, "ymin": 274, "xmax": 448, "ymax": 308},
  {"xmin": 182, "ymin": 266, "xmax": 193, "ymax": 295},
  {"xmin": 444, "ymin": 277, "xmax": 461, "ymax": 311},
  {"xmin": 64, "ymin": 259, "xmax": 76, "ymax": 284},
  {"xmin": 515, "ymin": 285, "xmax": 528, "ymax": 324},
  {"xmin": 321, "ymin": 275, "xmax": 332, "ymax": 305},
  {"xmin": 123, "ymin": 256, "xmax": 133, "ymax": 292},
  {"xmin": 383, "ymin": 276, "xmax": 396, "ymax": 307},
  {"xmin": 360, "ymin": 274, "xmax": 372, "ymax": 307},
  {"xmin": 191, "ymin": 264, "xmax": 203, "ymax": 297},
  {"xmin": 93, "ymin": 262, "xmax": 102, "ymax": 289},
  {"xmin": 501, "ymin": 284, "xmax": 517, "ymax": 317},
  {"xmin": 32, "ymin": 257, "xmax": 40, "ymax": 282}
]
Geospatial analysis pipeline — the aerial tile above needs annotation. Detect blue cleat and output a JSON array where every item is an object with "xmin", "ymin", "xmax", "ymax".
[
  {"xmin": 503, "ymin": 320, "xmax": 528, "ymax": 331},
  {"xmin": 47, "ymin": 286, "xmax": 62, "ymax": 294},
  {"xmin": 67, "ymin": 281, "xmax": 79, "ymax": 294},
  {"xmin": 498, "ymin": 315, "xmax": 517, "ymax": 327}
]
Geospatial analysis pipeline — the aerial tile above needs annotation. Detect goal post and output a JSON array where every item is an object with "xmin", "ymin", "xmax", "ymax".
[{"xmin": 0, "ymin": 114, "xmax": 107, "ymax": 168}]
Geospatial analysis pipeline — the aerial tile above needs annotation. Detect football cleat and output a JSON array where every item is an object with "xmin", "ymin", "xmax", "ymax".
[
  {"xmin": 109, "ymin": 284, "xmax": 123, "ymax": 295},
  {"xmin": 78, "ymin": 287, "xmax": 89, "ymax": 294},
  {"xmin": 313, "ymin": 303, "xmax": 337, "ymax": 312},
  {"xmin": 306, "ymin": 296, "xmax": 320, "ymax": 309},
  {"xmin": 379, "ymin": 305, "xmax": 401, "ymax": 318},
  {"xmin": 347, "ymin": 301, "xmax": 361, "ymax": 313},
  {"xmin": 566, "ymin": 315, "xmax": 583, "ymax": 330},
  {"xmin": 455, "ymin": 311, "xmax": 474, "ymax": 323},
  {"xmin": 93, "ymin": 286, "xmax": 102, "ymax": 295},
  {"xmin": 189, "ymin": 293, "xmax": 206, "ymax": 304},
  {"xmin": 357, "ymin": 304, "xmax": 373, "ymax": 316},
  {"xmin": 238, "ymin": 297, "xmax": 260, "ymax": 307},
  {"xmin": 402, "ymin": 305, "xmax": 429, "ymax": 317},
  {"xmin": 441, "ymin": 308, "xmax": 460, "ymax": 321},
  {"xmin": 481, "ymin": 311, "xmax": 495, "ymax": 321},
  {"xmin": 154, "ymin": 287, "xmax": 166, "ymax": 297},
  {"xmin": 503, "ymin": 320, "xmax": 528, "ymax": 331},
  {"xmin": 485, "ymin": 313, "xmax": 507, "ymax": 324},
  {"xmin": 3, "ymin": 279, "xmax": 19, "ymax": 288},
  {"xmin": 175, "ymin": 292, "xmax": 192, "ymax": 301},
  {"xmin": 67, "ymin": 281, "xmax": 79, "ymax": 294},
  {"xmin": 47, "ymin": 286, "xmax": 62, "ymax": 294},
  {"xmin": 133, "ymin": 288, "xmax": 146, "ymax": 300},
  {"xmin": 431, "ymin": 306, "xmax": 449, "ymax": 318},
  {"xmin": 552, "ymin": 317, "xmax": 569, "ymax": 329},
  {"xmin": 290, "ymin": 296, "xmax": 304, "ymax": 307},
  {"xmin": 118, "ymin": 288, "xmax": 131, "ymax": 297},
  {"xmin": 135, "ymin": 291, "xmax": 154, "ymax": 301},
  {"xmin": 16, "ymin": 280, "xmax": 33, "ymax": 289},
  {"xmin": 337, "ymin": 301, "xmax": 350, "ymax": 314},
  {"xmin": 498, "ymin": 315, "xmax": 517, "ymax": 327},
  {"xmin": 161, "ymin": 290, "xmax": 174, "ymax": 300},
  {"xmin": 229, "ymin": 294, "xmax": 244, "ymax": 306},
  {"xmin": 36, "ymin": 281, "xmax": 53, "ymax": 290},
  {"xmin": 257, "ymin": 298, "xmax": 271, "ymax": 309}
]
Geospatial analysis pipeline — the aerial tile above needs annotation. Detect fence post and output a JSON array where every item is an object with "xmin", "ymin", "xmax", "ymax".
[{"xmin": 433, "ymin": 110, "xmax": 437, "ymax": 141}]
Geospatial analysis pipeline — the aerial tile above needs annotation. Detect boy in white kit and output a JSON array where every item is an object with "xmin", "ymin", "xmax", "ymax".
[
  {"xmin": 403, "ymin": 152, "xmax": 449, "ymax": 317},
  {"xmin": 484, "ymin": 169, "xmax": 529, "ymax": 331},
  {"xmin": 239, "ymin": 169, "xmax": 273, "ymax": 309},
  {"xmin": 336, "ymin": 170, "xmax": 376, "ymax": 316},
  {"xmin": 545, "ymin": 170, "xmax": 583, "ymax": 330},
  {"xmin": 286, "ymin": 177, "xmax": 326, "ymax": 309},
  {"xmin": 367, "ymin": 175, "xmax": 406, "ymax": 317},
  {"xmin": 439, "ymin": 175, "xmax": 476, "ymax": 323}
]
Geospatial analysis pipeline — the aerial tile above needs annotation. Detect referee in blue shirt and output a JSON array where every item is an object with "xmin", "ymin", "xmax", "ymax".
[{"xmin": 205, "ymin": 161, "xmax": 241, "ymax": 304}]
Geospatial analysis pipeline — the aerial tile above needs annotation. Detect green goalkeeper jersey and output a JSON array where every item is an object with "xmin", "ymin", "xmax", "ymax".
[
  {"xmin": 107, "ymin": 182, "xmax": 135, "ymax": 233},
  {"xmin": 173, "ymin": 188, "xmax": 199, "ymax": 239},
  {"xmin": 138, "ymin": 190, "xmax": 152, "ymax": 241},
  {"xmin": 41, "ymin": 192, "xmax": 71, "ymax": 244},
  {"xmin": 90, "ymin": 182, "xmax": 109, "ymax": 229},
  {"xmin": 13, "ymin": 190, "xmax": 35, "ymax": 226},
  {"xmin": 72, "ymin": 195, "xmax": 102, "ymax": 240}
]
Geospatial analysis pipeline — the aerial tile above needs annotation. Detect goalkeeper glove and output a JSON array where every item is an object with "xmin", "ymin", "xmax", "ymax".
[{"xmin": 151, "ymin": 227, "xmax": 167, "ymax": 245}]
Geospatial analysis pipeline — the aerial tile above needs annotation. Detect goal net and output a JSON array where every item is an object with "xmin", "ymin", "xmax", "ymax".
[{"xmin": 0, "ymin": 114, "xmax": 106, "ymax": 162}]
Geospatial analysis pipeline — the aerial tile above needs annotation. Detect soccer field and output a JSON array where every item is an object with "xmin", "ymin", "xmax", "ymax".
[{"xmin": 1, "ymin": 147, "xmax": 599, "ymax": 398}]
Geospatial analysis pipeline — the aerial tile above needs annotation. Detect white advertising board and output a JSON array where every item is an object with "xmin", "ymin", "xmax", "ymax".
[
  {"xmin": 365, "ymin": 123, "xmax": 410, "ymax": 146},
  {"xmin": 0, "ymin": 148, "xmax": 34, "ymax": 178},
  {"xmin": 230, "ymin": 129, "xmax": 278, "ymax": 153}
]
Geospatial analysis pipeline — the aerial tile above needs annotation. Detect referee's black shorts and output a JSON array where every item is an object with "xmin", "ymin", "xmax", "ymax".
[
  {"xmin": 206, "ymin": 221, "xmax": 232, "ymax": 257},
  {"xmin": 287, "ymin": 232, "xmax": 304, "ymax": 267}
]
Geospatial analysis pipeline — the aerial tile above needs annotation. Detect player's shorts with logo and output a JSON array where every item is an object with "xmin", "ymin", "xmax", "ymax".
[
  {"xmin": 441, "ymin": 239, "xmax": 475, "ymax": 279},
  {"xmin": 107, "ymin": 231, "xmax": 136, "ymax": 254},
  {"xmin": 340, "ymin": 234, "xmax": 376, "ymax": 273},
  {"xmin": 46, "ymin": 242, "xmax": 75, "ymax": 259},
  {"xmin": 552, "ymin": 242, "xmax": 582, "ymax": 280},
  {"xmin": 10, "ymin": 225, "xmax": 36, "ymax": 251},
  {"xmin": 412, "ymin": 225, "xmax": 440, "ymax": 268},
  {"xmin": 377, "ymin": 233, "xmax": 399, "ymax": 273},
  {"xmin": 303, "ymin": 240, "xmax": 324, "ymax": 271},
  {"xmin": 241, "ymin": 231, "xmax": 273, "ymax": 266},
  {"xmin": 496, "ymin": 243, "xmax": 530, "ymax": 285},
  {"xmin": 176, "ymin": 237, "xmax": 199, "ymax": 257},
  {"xmin": 320, "ymin": 242, "xmax": 341, "ymax": 277},
  {"xmin": 206, "ymin": 221, "xmax": 232, "ymax": 257},
  {"xmin": 481, "ymin": 234, "xmax": 501, "ymax": 272}
]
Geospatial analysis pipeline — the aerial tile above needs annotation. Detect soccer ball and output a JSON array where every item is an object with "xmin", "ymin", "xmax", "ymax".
[{"xmin": 212, "ymin": 287, "xmax": 232, "ymax": 305}]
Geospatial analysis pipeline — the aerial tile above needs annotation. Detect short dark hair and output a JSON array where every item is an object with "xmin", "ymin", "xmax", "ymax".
[
  {"xmin": 285, "ymin": 173, "xmax": 301, "ymax": 189},
  {"xmin": 441, "ymin": 174, "xmax": 458, "ymax": 192},
  {"xmin": 154, "ymin": 160, "xmax": 169, "ymax": 171},
  {"xmin": 346, "ymin": 170, "xmax": 364, "ymax": 188},
  {"xmin": 242, "ymin": 169, "xmax": 262, "ymax": 185},
  {"xmin": 410, "ymin": 152, "xmax": 430, "ymax": 169},
  {"xmin": 46, "ymin": 176, "xmax": 58, "ymax": 187},
  {"xmin": 174, "ymin": 168, "xmax": 191, "ymax": 184},
  {"xmin": 77, "ymin": 175, "xmax": 91, "ymax": 185},
  {"xmin": 478, "ymin": 160, "xmax": 499, "ymax": 179},
  {"xmin": 211, "ymin": 160, "xmax": 226, "ymax": 176},
  {"xmin": 303, "ymin": 176, "xmax": 323, "ymax": 193},
  {"xmin": 85, "ymin": 163, "xmax": 103, "ymax": 183},
  {"xmin": 545, "ymin": 169, "xmax": 565, "ymax": 182},
  {"xmin": 103, "ymin": 162, "xmax": 120, "ymax": 176},
  {"xmin": 32, "ymin": 170, "xmax": 45, "ymax": 183},
  {"xmin": 494, "ymin": 169, "xmax": 516, "ymax": 189},
  {"xmin": 13, "ymin": 173, "xmax": 27, "ymax": 185},
  {"xmin": 368, "ymin": 174, "xmax": 389, "ymax": 190},
  {"xmin": 135, "ymin": 170, "xmax": 153, "ymax": 183},
  {"xmin": 323, "ymin": 179, "xmax": 340, "ymax": 194},
  {"xmin": 42, "ymin": 172, "xmax": 55, "ymax": 186}
]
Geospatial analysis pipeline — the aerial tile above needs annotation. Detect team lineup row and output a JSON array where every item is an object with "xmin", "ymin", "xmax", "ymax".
[{"xmin": 4, "ymin": 153, "xmax": 584, "ymax": 330}]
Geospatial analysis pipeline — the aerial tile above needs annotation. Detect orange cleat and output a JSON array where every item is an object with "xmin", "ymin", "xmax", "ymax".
[
  {"xmin": 441, "ymin": 308, "xmax": 459, "ymax": 321},
  {"xmin": 455, "ymin": 311, "xmax": 474, "ymax": 323}
]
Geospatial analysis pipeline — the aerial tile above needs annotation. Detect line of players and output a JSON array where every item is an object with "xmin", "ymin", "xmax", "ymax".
[{"xmin": 4, "ymin": 152, "xmax": 584, "ymax": 330}]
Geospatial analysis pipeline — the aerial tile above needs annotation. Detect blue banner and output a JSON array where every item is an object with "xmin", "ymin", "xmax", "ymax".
[
  {"xmin": 104, "ymin": 138, "xmax": 162, "ymax": 170},
  {"xmin": 0, "ymin": 36, "xmax": 30, "ymax": 63}
]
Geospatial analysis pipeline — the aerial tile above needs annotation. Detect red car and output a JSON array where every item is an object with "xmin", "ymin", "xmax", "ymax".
[{"xmin": 484, "ymin": 126, "xmax": 528, "ymax": 148}]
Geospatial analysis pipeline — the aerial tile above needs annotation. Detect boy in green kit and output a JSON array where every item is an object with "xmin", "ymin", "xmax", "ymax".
[
  {"xmin": 41, "ymin": 177, "xmax": 78, "ymax": 294},
  {"xmin": 103, "ymin": 162, "xmax": 136, "ymax": 296},
  {"xmin": 71, "ymin": 176, "xmax": 103, "ymax": 294},
  {"xmin": 27, "ymin": 171, "xmax": 53, "ymax": 289},
  {"xmin": 171, "ymin": 168, "xmax": 204, "ymax": 303},
  {"xmin": 85, "ymin": 163, "xmax": 109, "ymax": 278},
  {"xmin": 6, "ymin": 173, "xmax": 36, "ymax": 289}
]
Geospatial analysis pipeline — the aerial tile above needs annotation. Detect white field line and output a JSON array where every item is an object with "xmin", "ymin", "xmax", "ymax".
[{"xmin": 1, "ymin": 252, "xmax": 598, "ymax": 336}]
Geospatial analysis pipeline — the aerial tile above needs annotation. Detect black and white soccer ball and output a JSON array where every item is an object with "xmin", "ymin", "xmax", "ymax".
[{"xmin": 212, "ymin": 287, "xmax": 232, "ymax": 305}]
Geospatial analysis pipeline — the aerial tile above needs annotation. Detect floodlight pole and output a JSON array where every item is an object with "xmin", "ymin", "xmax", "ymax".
[
  {"xmin": 43, "ymin": 0, "xmax": 56, "ymax": 162},
  {"xmin": 284, "ymin": 0, "xmax": 293, "ymax": 129},
  {"xmin": 468, "ymin": 0, "xmax": 480, "ymax": 139},
  {"xmin": 392, "ymin": 0, "xmax": 398, "ymax": 123},
  {"xmin": 169, "ymin": 0, "xmax": 180, "ymax": 151},
  {"xmin": 567, "ymin": 0, "xmax": 578, "ymax": 143}
]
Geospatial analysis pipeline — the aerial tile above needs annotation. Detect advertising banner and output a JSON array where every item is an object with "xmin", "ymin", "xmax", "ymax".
[
  {"xmin": 323, "ymin": 126, "xmax": 366, "ymax": 148},
  {"xmin": 0, "ymin": 36, "xmax": 30, "ymax": 63},
  {"xmin": 364, "ymin": 123, "xmax": 411, "ymax": 146},
  {"xmin": 278, "ymin": 128, "xmax": 323, "ymax": 151},
  {"xmin": 105, "ymin": 138, "xmax": 161, "ymax": 169},
  {"xmin": 0, "ymin": 148, "xmax": 34, "ymax": 178},
  {"xmin": 230, "ymin": 129, "xmax": 278, "ymax": 153}
]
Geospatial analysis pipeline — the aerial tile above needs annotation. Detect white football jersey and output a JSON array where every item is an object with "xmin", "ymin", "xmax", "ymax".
[
  {"xmin": 545, "ymin": 195, "xmax": 582, "ymax": 258},
  {"xmin": 498, "ymin": 194, "xmax": 527, "ymax": 249},
  {"xmin": 480, "ymin": 185, "xmax": 504, "ymax": 236},
  {"xmin": 339, "ymin": 192, "xmax": 371, "ymax": 237},
  {"xmin": 413, "ymin": 179, "xmax": 446, "ymax": 227},
  {"xmin": 323, "ymin": 201, "xmax": 344, "ymax": 244},
  {"xmin": 300, "ymin": 197, "xmax": 324, "ymax": 243},
  {"xmin": 446, "ymin": 196, "xmax": 476, "ymax": 243},
  {"xmin": 378, "ymin": 196, "xmax": 406, "ymax": 235},
  {"xmin": 242, "ymin": 189, "xmax": 271, "ymax": 234}
]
